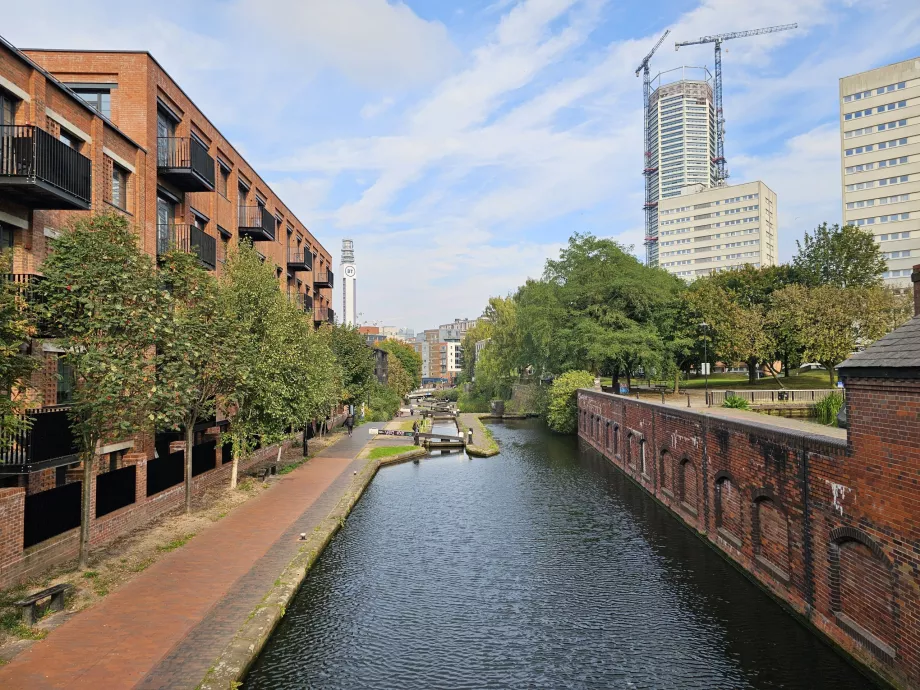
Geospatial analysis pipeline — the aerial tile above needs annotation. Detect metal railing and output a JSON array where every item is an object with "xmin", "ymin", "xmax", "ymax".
[
  {"xmin": 238, "ymin": 205, "xmax": 275, "ymax": 240},
  {"xmin": 156, "ymin": 136, "xmax": 216, "ymax": 189},
  {"xmin": 313, "ymin": 270, "xmax": 334, "ymax": 288},
  {"xmin": 156, "ymin": 224, "xmax": 217, "ymax": 270},
  {"xmin": 0, "ymin": 125, "xmax": 92, "ymax": 205},
  {"xmin": 1, "ymin": 405, "xmax": 77, "ymax": 470},
  {"xmin": 707, "ymin": 389, "xmax": 844, "ymax": 406},
  {"xmin": 2, "ymin": 273, "xmax": 56, "ymax": 336},
  {"xmin": 287, "ymin": 249, "xmax": 313, "ymax": 270},
  {"xmin": 302, "ymin": 294, "xmax": 313, "ymax": 312},
  {"xmin": 313, "ymin": 307, "xmax": 335, "ymax": 324}
]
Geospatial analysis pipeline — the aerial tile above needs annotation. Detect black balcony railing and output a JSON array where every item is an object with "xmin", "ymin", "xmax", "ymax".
[
  {"xmin": 313, "ymin": 270, "xmax": 334, "ymax": 289},
  {"xmin": 238, "ymin": 205, "xmax": 275, "ymax": 242},
  {"xmin": 0, "ymin": 125, "xmax": 91, "ymax": 209},
  {"xmin": 156, "ymin": 224, "xmax": 217, "ymax": 270},
  {"xmin": 313, "ymin": 307, "xmax": 335, "ymax": 324},
  {"xmin": 0, "ymin": 405, "xmax": 78, "ymax": 474},
  {"xmin": 287, "ymin": 249, "xmax": 312, "ymax": 272},
  {"xmin": 157, "ymin": 137, "xmax": 215, "ymax": 192},
  {"xmin": 302, "ymin": 294, "xmax": 314, "ymax": 313}
]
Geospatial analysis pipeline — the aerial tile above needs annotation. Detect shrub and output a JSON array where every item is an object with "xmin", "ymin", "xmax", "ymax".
[
  {"xmin": 366, "ymin": 381, "xmax": 401, "ymax": 422},
  {"xmin": 458, "ymin": 391, "xmax": 490, "ymax": 413},
  {"xmin": 434, "ymin": 388, "xmax": 460, "ymax": 402},
  {"xmin": 722, "ymin": 395, "xmax": 750, "ymax": 410},
  {"xmin": 546, "ymin": 370, "xmax": 595, "ymax": 434},
  {"xmin": 813, "ymin": 391, "xmax": 844, "ymax": 426}
]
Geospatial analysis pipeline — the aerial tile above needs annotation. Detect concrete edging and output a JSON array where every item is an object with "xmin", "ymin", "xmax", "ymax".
[
  {"xmin": 197, "ymin": 446, "xmax": 427, "ymax": 689},
  {"xmin": 461, "ymin": 414, "xmax": 500, "ymax": 458}
]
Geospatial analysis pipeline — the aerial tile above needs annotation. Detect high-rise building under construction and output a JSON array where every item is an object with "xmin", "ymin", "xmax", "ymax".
[{"xmin": 645, "ymin": 68, "xmax": 717, "ymax": 266}]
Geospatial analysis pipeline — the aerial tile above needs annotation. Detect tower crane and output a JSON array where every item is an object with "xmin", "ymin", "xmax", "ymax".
[
  {"xmin": 636, "ymin": 29, "xmax": 670, "ymax": 265},
  {"xmin": 675, "ymin": 23, "xmax": 797, "ymax": 185}
]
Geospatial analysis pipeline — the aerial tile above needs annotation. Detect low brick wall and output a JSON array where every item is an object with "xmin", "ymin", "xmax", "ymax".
[
  {"xmin": 0, "ymin": 437, "xmax": 300, "ymax": 588},
  {"xmin": 578, "ymin": 388, "xmax": 918, "ymax": 689}
]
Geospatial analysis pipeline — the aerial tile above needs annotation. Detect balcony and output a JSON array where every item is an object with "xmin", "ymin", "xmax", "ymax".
[
  {"xmin": 313, "ymin": 270, "xmax": 334, "ymax": 289},
  {"xmin": 0, "ymin": 125, "xmax": 91, "ymax": 209},
  {"xmin": 157, "ymin": 137, "xmax": 215, "ymax": 192},
  {"xmin": 157, "ymin": 224, "xmax": 217, "ymax": 270},
  {"xmin": 313, "ymin": 307, "xmax": 335, "ymax": 325},
  {"xmin": 302, "ymin": 294, "xmax": 314, "ymax": 313},
  {"xmin": 238, "ymin": 205, "xmax": 275, "ymax": 242},
  {"xmin": 0, "ymin": 405, "xmax": 78, "ymax": 474},
  {"xmin": 287, "ymin": 249, "xmax": 312, "ymax": 273},
  {"xmin": 2, "ymin": 273, "xmax": 56, "ymax": 337}
]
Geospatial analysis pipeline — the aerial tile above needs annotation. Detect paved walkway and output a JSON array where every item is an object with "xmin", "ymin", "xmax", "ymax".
[{"xmin": 0, "ymin": 425, "xmax": 375, "ymax": 690}]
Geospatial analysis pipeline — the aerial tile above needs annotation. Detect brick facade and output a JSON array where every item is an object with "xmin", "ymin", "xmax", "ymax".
[{"xmin": 577, "ymin": 384, "xmax": 919, "ymax": 688}]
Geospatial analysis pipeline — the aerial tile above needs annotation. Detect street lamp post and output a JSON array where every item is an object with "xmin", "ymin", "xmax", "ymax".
[{"xmin": 700, "ymin": 322, "xmax": 710, "ymax": 406}]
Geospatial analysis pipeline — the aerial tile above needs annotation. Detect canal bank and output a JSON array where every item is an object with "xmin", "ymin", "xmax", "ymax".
[
  {"xmin": 243, "ymin": 419, "xmax": 873, "ymax": 689},
  {"xmin": 0, "ymin": 423, "xmax": 412, "ymax": 690}
]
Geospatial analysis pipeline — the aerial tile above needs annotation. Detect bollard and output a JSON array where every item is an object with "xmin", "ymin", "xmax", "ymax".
[
  {"xmin": 687, "ymin": 393, "xmax": 691, "ymax": 408},
  {"xmin": 661, "ymin": 391, "xmax": 665, "ymax": 404}
]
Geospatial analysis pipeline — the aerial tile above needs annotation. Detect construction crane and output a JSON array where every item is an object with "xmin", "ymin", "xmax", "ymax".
[
  {"xmin": 636, "ymin": 29, "xmax": 670, "ymax": 266},
  {"xmin": 675, "ymin": 23, "xmax": 797, "ymax": 185}
]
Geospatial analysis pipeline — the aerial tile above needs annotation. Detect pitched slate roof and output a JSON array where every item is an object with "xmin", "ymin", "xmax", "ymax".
[{"xmin": 838, "ymin": 316, "xmax": 920, "ymax": 371}]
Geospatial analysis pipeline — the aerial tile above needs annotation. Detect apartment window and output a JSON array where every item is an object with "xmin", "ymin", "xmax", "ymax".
[
  {"xmin": 110, "ymin": 163, "xmax": 128, "ymax": 210},
  {"xmin": 0, "ymin": 222, "xmax": 13, "ymax": 250},
  {"xmin": 217, "ymin": 160, "xmax": 230, "ymax": 197},
  {"xmin": 71, "ymin": 88, "xmax": 111, "ymax": 119},
  {"xmin": 0, "ymin": 91, "xmax": 17, "ymax": 127},
  {"xmin": 57, "ymin": 355, "xmax": 74, "ymax": 405},
  {"xmin": 876, "ymin": 100, "xmax": 907, "ymax": 113},
  {"xmin": 59, "ymin": 129, "xmax": 81, "ymax": 150}
]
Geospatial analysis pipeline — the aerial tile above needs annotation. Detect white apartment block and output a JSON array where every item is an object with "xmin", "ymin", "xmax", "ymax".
[
  {"xmin": 840, "ymin": 58, "xmax": 920, "ymax": 289},
  {"xmin": 657, "ymin": 180, "xmax": 778, "ymax": 281},
  {"xmin": 447, "ymin": 342, "xmax": 463, "ymax": 375},
  {"xmin": 439, "ymin": 318, "xmax": 479, "ymax": 334},
  {"xmin": 647, "ymin": 71, "xmax": 717, "ymax": 266}
]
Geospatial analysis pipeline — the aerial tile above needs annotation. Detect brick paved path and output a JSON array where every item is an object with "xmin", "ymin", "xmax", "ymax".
[{"xmin": 0, "ymin": 425, "xmax": 374, "ymax": 690}]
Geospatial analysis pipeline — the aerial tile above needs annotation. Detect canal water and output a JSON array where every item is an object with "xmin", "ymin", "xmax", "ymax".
[{"xmin": 244, "ymin": 419, "xmax": 873, "ymax": 689}]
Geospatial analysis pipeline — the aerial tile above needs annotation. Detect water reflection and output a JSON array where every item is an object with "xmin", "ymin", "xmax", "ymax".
[{"xmin": 244, "ymin": 419, "xmax": 873, "ymax": 689}]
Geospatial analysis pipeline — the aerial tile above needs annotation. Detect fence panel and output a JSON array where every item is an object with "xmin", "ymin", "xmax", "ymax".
[
  {"xmin": 96, "ymin": 465, "xmax": 137, "ymax": 518},
  {"xmin": 146, "ymin": 451, "xmax": 184, "ymax": 496},
  {"xmin": 192, "ymin": 440, "xmax": 217, "ymax": 477},
  {"xmin": 23, "ymin": 481, "xmax": 81, "ymax": 548}
]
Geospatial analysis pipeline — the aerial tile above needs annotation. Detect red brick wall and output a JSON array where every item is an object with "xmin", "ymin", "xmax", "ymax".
[
  {"xmin": 578, "ymin": 384, "xmax": 920, "ymax": 688},
  {"xmin": 0, "ymin": 435, "xmax": 301, "ymax": 588}
]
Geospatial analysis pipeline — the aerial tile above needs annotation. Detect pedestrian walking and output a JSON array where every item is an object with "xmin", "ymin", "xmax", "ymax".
[{"xmin": 346, "ymin": 415, "xmax": 354, "ymax": 436}]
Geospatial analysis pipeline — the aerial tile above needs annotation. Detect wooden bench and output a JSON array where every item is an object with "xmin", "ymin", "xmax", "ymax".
[{"xmin": 14, "ymin": 583, "xmax": 73, "ymax": 626}]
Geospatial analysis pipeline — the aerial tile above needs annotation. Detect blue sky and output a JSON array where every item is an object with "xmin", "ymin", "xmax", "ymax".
[{"xmin": 6, "ymin": 0, "xmax": 920, "ymax": 331}]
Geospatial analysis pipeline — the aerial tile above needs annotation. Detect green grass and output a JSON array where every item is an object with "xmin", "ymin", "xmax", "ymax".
[
  {"xmin": 368, "ymin": 445, "xmax": 418, "ymax": 460},
  {"xmin": 156, "ymin": 533, "xmax": 196, "ymax": 553},
  {"xmin": 0, "ymin": 611, "xmax": 47, "ymax": 640},
  {"xmin": 82, "ymin": 570, "xmax": 99, "ymax": 579},
  {"xmin": 813, "ymin": 391, "xmax": 845, "ymax": 425}
]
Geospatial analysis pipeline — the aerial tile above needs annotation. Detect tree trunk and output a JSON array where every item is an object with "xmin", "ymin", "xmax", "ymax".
[
  {"xmin": 230, "ymin": 448, "xmax": 239, "ymax": 489},
  {"xmin": 782, "ymin": 353, "xmax": 790, "ymax": 378},
  {"xmin": 827, "ymin": 363, "xmax": 835, "ymax": 387},
  {"xmin": 766, "ymin": 362, "xmax": 786, "ymax": 389},
  {"xmin": 78, "ymin": 450, "xmax": 93, "ymax": 570},
  {"xmin": 184, "ymin": 426, "xmax": 194, "ymax": 514},
  {"xmin": 674, "ymin": 367, "xmax": 681, "ymax": 396},
  {"xmin": 747, "ymin": 358, "xmax": 758, "ymax": 384}
]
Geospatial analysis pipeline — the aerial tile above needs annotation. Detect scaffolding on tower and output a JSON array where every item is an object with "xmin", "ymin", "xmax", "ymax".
[{"xmin": 636, "ymin": 30, "xmax": 670, "ymax": 266}]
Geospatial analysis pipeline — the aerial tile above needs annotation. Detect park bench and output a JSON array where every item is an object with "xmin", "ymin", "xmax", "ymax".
[{"xmin": 14, "ymin": 583, "xmax": 73, "ymax": 626}]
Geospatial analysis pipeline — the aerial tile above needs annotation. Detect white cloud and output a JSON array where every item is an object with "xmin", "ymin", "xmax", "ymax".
[
  {"xmin": 360, "ymin": 97, "xmax": 396, "ymax": 119},
  {"xmin": 234, "ymin": 0, "xmax": 460, "ymax": 90}
]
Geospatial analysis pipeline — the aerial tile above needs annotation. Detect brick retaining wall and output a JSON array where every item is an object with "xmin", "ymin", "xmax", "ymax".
[
  {"xmin": 578, "ymin": 387, "xmax": 919, "ymax": 689},
  {"xmin": 0, "ymin": 436, "xmax": 299, "ymax": 588}
]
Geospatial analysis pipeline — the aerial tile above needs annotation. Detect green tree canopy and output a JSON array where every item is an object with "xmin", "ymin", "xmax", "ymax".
[
  {"xmin": 38, "ymin": 213, "xmax": 162, "ymax": 567},
  {"xmin": 379, "ymin": 338, "xmax": 422, "ymax": 389},
  {"xmin": 793, "ymin": 223, "xmax": 886, "ymax": 288},
  {"xmin": 546, "ymin": 370, "xmax": 594, "ymax": 434},
  {"xmin": 0, "ymin": 252, "xmax": 38, "ymax": 443},
  {"xmin": 330, "ymin": 324, "xmax": 375, "ymax": 405}
]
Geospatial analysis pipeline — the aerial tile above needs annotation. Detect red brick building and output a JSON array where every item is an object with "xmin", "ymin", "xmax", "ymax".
[
  {"xmin": 577, "ymin": 265, "xmax": 920, "ymax": 688},
  {"xmin": 0, "ymin": 35, "xmax": 335, "ymax": 585}
]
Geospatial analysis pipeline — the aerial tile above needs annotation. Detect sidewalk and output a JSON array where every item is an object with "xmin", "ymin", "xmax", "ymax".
[{"xmin": 0, "ymin": 425, "xmax": 375, "ymax": 690}]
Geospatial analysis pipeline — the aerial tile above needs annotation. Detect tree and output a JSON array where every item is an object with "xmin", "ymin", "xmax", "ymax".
[
  {"xmin": 378, "ymin": 338, "xmax": 422, "ymax": 389},
  {"xmin": 386, "ymin": 355, "xmax": 413, "ymax": 398},
  {"xmin": 330, "ymin": 325, "xmax": 375, "ymax": 406},
  {"xmin": 219, "ymin": 242, "xmax": 288, "ymax": 488},
  {"xmin": 793, "ymin": 223, "xmax": 886, "ymax": 288},
  {"xmin": 0, "ymin": 252, "xmax": 39, "ymax": 445},
  {"xmin": 157, "ymin": 251, "xmax": 238, "ymax": 513},
  {"xmin": 546, "ymin": 370, "xmax": 595, "ymax": 434},
  {"xmin": 38, "ymin": 213, "xmax": 162, "ymax": 568}
]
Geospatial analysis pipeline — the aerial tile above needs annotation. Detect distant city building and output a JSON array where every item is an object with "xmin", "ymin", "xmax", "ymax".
[
  {"xmin": 341, "ymin": 239, "xmax": 357, "ymax": 326},
  {"xmin": 839, "ymin": 58, "xmax": 920, "ymax": 289},
  {"xmin": 657, "ymin": 180, "xmax": 778, "ymax": 280},
  {"xmin": 438, "ymin": 318, "xmax": 479, "ymax": 334},
  {"xmin": 358, "ymin": 326, "xmax": 385, "ymax": 347},
  {"xmin": 646, "ymin": 69, "xmax": 717, "ymax": 267}
]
